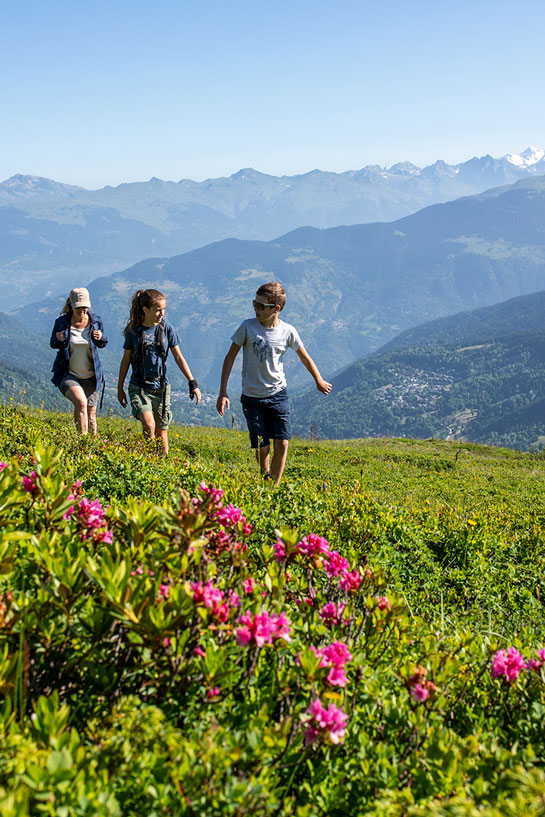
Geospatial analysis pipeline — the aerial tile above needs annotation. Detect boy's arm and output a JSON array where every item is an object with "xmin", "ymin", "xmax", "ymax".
[
  {"xmin": 171, "ymin": 345, "xmax": 202, "ymax": 404},
  {"xmin": 117, "ymin": 349, "xmax": 132, "ymax": 407},
  {"xmin": 296, "ymin": 347, "xmax": 332, "ymax": 394},
  {"xmin": 216, "ymin": 342, "xmax": 241, "ymax": 415}
]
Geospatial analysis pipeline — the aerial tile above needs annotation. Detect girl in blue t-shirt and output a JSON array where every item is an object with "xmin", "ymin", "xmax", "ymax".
[{"xmin": 117, "ymin": 288, "xmax": 201, "ymax": 455}]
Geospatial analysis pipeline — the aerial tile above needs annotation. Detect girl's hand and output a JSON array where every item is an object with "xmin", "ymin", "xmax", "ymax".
[
  {"xmin": 92, "ymin": 329, "xmax": 102, "ymax": 341},
  {"xmin": 56, "ymin": 330, "xmax": 66, "ymax": 341},
  {"xmin": 117, "ymin": 388, "xmax": 127, "ymax": 408},
  {"xmin": 191, "ymin": 388, "xmax": 202, "ymax": 405}
]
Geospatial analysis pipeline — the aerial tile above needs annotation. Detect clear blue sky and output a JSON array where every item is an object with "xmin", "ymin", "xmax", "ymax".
[{"xmin": 2, "ymin": 0, "xmax": 544, "ymax": 188}]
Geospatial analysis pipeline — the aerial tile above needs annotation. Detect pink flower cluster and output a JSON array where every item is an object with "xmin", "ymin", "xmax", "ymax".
[
  {"xmin": 406, "ymin": 666, "xmax": 437, "ymax": 703},
  {"xmin": 311, "ymin": 640, "xmax": 352, "ymax": 687},
  {"xmin": 303, "ymin": 698, "xmax": 349, "ymax": 746},
  {"xmin": 319, "ymin": 602, "xmax": 346, "ymax": 627},
  {"xmin": 0, "ymin": 462, "xmax": 7, "ymax": 471},
  {"xmin": 235, "ymin": 610, "xmax": 291, "ymax": 647},
  {"xmin": 527, "ymin": 649, "xmax": 545, "ymax": 672},
  {"xmin": 490, "ymin": 647, "xmax": 527, "ymax": 682},
  {"xmin": 196, "ymin": 482, "xmax": 252, "ymax": 555},
  {"xmin": 375, "ymin": 595, "xmax": 392, "ymax": 611},
  {"xmin": 275, "ymin": 533, "xmax": 364, "ymax": 594},
  {"xmin": 22, "ymin": 471, "xmax": 39, "ymax": 498},
  {"xmin": 191, "ymin": 581, "xmax": 239, "ymax": 623}
]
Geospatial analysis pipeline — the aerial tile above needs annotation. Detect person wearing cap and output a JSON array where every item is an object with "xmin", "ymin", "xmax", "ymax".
[{"xmin": 50, "ymin": 287, "xmax": 108, "ymax": 435}]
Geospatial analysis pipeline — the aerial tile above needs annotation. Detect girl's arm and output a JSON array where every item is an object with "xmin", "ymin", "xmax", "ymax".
[
  {"xmin": 117, "ymin": 349, "xmax": 132, "ymax": 407},
  {"xmin": 171, "ymin": 345, "xmax": 202, "ymax": 404},
  {"xmin": 216, "ymin": 342, "xmax": 241, "ymax": 415}
]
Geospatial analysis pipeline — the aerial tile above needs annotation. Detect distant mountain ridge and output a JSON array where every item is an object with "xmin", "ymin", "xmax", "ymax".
[
  {"xmin": 4, "ymin": 174, "xmax": 545, "ymax": 419},
  {"xmin": 291, "ymin": 289, "xmax": 545, "ymax": 450},
  {"xmin": 2, "ymin": 147, "xmax": 545, "ymax": 308}
]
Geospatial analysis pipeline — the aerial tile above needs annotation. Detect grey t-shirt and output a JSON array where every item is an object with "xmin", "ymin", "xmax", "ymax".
[{"xmin": 232, "ymin": 318, "xmax": 303, "ymax": 398}]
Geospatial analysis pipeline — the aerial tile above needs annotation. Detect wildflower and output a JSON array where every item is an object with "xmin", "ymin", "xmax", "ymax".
[
  {"xmin": 323, "ymin": 550, "xmax": 350, "ymax": 576},
  {"xmin": 406, "ymin": 665, "xmax": 437, "ymax": 703},
  {"xmin": 235, "ymin": 611, "xmax": 291, "ymax": 647},
  {"xmin": 491, "ymin": 647, "xmax": 526, "ymax": 682},
  {"xmin": 304, "ymin": 698, "xmax": 348, "ymax": 746},
  {"xmin": 0, "ymin": 463, "xmax": 7, "ymax": 471},
  {"xmin": 375, "ymin": 595, "xmax": 392, "ymax": 611},
  {"xmin": 527, "ymin": 649, "xmax": 545, "ymax": 672},
  {"xmin": 339, "ymin": 569, "xmax": 363, "ymax": 593},
  {"xmin": 319, "ymin": 601, "xmax": 346, "ymax": 626},
  {"xmin": 274, "ymin": 539, "xmax": 287, "ymax": 562},
  {"xmin": 411, "ymin": 683, "xmax": 430, "ymax": 702},
  {"xmin": 243, "ymin": 578, "xmax": 256, "ymax": 594},
  {"xmin": 310, "ymin": 640, "xmax": 352, "ymax": 687},
  {"xmin": 158, "ymin": 583, "xmax": 171, "ymax": 601},
  {"xmin": 216, "ymin": 504, "xmax": 242, "ymax": 525},
  {"xmin": 22, "ymin": 471, "xmax": 39, "ymax": 497},
  {"xmin": 206, "ymin": 686, "xmax": 220, "ymax": 699},
  {"xmin": 194, "ymin": 646, "xmax": 206, "ymax": 657}
]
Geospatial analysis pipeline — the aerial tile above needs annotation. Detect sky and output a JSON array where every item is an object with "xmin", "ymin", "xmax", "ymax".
[{"xmin": 2, "ymin": 0, "xmax": 545, "ymax": 188}]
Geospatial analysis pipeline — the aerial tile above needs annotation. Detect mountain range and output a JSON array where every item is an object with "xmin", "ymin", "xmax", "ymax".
[
  {"xmin": 1, "ymin": 147, "xmax": 544, "ymax": 309},
  {"xmin": 291, "ymin": 290, "xmax": 545, "ymax": 450}
]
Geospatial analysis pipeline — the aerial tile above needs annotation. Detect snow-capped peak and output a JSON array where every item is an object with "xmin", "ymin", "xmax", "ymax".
[{"xmin": 505, "ymin": 147, "xmax": 545, "ymax": 167}]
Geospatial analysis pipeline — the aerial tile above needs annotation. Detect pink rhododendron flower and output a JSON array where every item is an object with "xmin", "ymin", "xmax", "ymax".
[
  {"xmin": 63, "ymin": 506, "xmax": 75, "ymax": 520},
  {"xmin": 297, "ymin": 533, "xmax": 330, "ymax": 558},
  {"xmin": 339, "ymin": 569, "xmax": 363, "ymax": 593},
  {"xmin": 323, "ymin": 550, "xmax": 350, "ymax": 576},
  {"xmin": 491, "ymin": 647, "xmax": 526, "ymax": 682},
  {"xmin": 309, "ymin": 641, "xmax": 352, "ymax": 687},
  {"xmin": 406, "ymin": 665, "xmax": 437, "ymax": 703},
  {"xmin": 319, "ymin": 602, "xmax": 346, "ymax": 626},
  {"xmin": 527, "ymin": 649, "xmax": 545, "ymax": 672},
  {"xmin": 163, "ymin": 637, "xmax": 171, "ymax": 648},
  {"xmin": 216, "ymin": 504, "xmax": 243, "ymax": 526},
  {"xmin": 304, "ymin": 698, "xmax": 348, "ymax": 745},
  {"xmin": 158, "ymin": 583, "xmax": 170, "ymax": 600},
  {"xmin": 199, "ymin": 481, "xmax": 224, "ymax": 505},
  {"xmin": 22, "ymin": 471, "xmax": 39, "ymax": 496},
  {"xmin": 376, "ymin": 595, "xmax": 392, "ymax": 611},
  {"xmin": 235, "ymin": 611, "xmax": 291, "ymax": 647},
  {"xmin": 274, "ymin": 539, "xmax": 287, "ymax": 562},
  {"xmin": 131, "ymin": 565, "xmax": 144, "ymax": 576},
  {"xmin": 411, "ymin": 683, "xmax": 430, "ymax": 702},
  {"xmin": 243, "ymin": 578, "xmax": 256, "ymax": 594},
  {"xmin": 194, "ymin": 646, "xmax": 206, "ymax": 657},
  {"xmin": 206, "ymin": 686, "xmax": 220, "ymax": 699},
  {"xmin": 0, "ymin": 463, "xmax": 7, "ymax": 471}
]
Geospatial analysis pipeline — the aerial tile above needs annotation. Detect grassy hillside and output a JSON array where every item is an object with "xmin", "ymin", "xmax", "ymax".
[{"xmin": 2, "ymin": 404, "xmax": 545, "ymax": 815}]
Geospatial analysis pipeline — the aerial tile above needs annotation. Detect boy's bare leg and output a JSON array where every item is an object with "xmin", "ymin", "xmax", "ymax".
[
  {"xmin": 156, "ymin": 428, "xmax": 169, "ymax": 456},
  {"xmin": 255, "ymin": 445, "xmax": 270, "ymax": 474},
  {"xmin": 270, "ymin": 439, "xmax": 289, "ymax": 485}
]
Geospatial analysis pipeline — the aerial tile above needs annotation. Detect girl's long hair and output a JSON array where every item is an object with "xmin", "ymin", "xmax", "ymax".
[
  {"xmin": 61, "ymin": 297, "xmax": 73, "ymax": 316},
  {"xmin": 123, "ymin": 289, "xmax": 166, "ymax": 334}
]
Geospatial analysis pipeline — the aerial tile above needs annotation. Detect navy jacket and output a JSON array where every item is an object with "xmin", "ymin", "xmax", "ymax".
[{"xmin": 50, "ymin": 311, "xmax": 108, "ymax": 387}]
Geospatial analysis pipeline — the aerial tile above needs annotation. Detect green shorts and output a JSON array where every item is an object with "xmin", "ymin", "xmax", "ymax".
[{"xmin": 128, "ymin": 384, "xmax": 172, "ymax": 430}]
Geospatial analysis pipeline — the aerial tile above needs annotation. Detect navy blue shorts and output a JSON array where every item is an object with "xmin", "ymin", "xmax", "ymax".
[{"xmin": 240, "ymin": 389, "xmax": 291, "ymax": 448}]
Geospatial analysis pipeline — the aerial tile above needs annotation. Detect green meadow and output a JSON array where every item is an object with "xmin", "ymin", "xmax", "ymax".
[{"xmin": 2, "ymin": 403, "xmax": 545, "ymax": 815}]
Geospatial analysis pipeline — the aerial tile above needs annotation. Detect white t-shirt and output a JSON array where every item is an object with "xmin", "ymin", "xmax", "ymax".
[
  {"xmin": 69, "ymin": 325, "xmax": 94, "ymax": 378},
  {"xmin": 232, "ymin": 318, "xmax": 303, "ymax": 398}
]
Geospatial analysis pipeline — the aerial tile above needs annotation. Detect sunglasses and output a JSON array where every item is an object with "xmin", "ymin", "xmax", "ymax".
[{"xmin": 253, "ymin": 300, "xmax": 276, "ymax": 310}]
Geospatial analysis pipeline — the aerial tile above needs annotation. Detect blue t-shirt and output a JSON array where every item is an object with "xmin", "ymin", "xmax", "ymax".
[{"xmin": 124, "ymin": 321, "xmax": 180, "ymax": 389}]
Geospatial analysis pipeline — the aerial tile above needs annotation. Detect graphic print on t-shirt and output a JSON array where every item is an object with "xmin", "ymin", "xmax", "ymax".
[{"xmin": 252, "ymin": 336, "xmax": 274, "ymax": 364}]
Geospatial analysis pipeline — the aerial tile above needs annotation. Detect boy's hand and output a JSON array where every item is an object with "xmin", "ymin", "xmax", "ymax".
[
  {"xmin": 117, "ymin": 388, "xmax": 127, "ymax": 408},
  {"xmin": 317, "ymin": 379, "xmax": 332, "ymax": 395},
  {"xmin": 216, "ymin": 394, "xmax": 230, "ymax": 416},
  {"xmin": 56, "ymin": 330, "xmax": 66, "ymax": 341},
  {"xmin": 92, "ymin": 329, "xmax": 102, "ymax": 341}
]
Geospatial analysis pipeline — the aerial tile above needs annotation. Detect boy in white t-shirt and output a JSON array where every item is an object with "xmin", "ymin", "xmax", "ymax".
[{"xmin": 216, "ymin": 282, "xmax": 332, "ymax": 485}]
